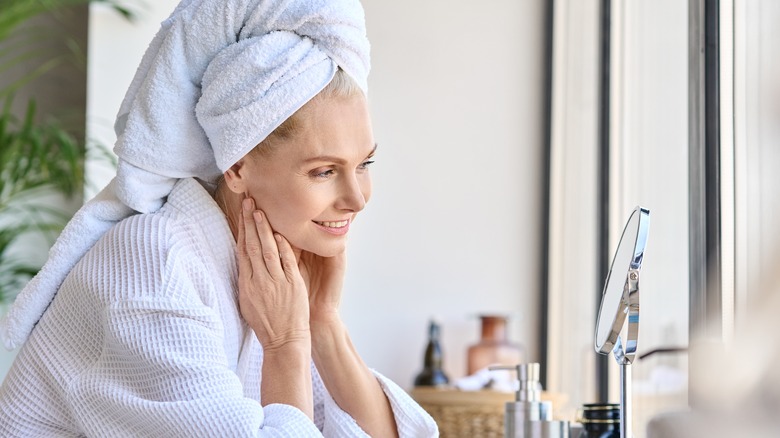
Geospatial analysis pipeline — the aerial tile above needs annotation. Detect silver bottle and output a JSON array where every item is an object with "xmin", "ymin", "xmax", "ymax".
[{"xmin": 498, "ymin": 363, "xmax": 569, "ymax": 438}]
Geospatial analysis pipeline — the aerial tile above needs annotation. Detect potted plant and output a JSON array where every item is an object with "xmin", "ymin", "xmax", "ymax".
[{"xmin": 0, "ymin": 0, "xmax": 132, "ymax": 303}]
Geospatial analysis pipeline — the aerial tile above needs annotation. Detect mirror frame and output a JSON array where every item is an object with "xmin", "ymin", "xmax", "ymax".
[{"xmin": 594, "ymin": 206, "xmax": 650, "ymax": 365}]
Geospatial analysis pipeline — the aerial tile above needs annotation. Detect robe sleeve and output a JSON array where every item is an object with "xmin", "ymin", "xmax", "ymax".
[
  {"xmin": 311, "ymin": 365, "xmax": 439, "ymax": 437},
  {"xmin": 68, "ymin": 298, "xmax": 323, "ymax": 438}
]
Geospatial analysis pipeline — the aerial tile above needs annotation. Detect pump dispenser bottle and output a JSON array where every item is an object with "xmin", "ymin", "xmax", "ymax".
[{"xmin": 492, "ymin": 363, "xmax": 569, "ymax": 438}]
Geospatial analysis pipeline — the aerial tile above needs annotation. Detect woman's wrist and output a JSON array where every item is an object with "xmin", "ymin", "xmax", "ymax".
[
  {"xmin": 259, "ymin": 329, "xmax": 312, "ymax": 355},
  {"xmin": 261, "ymin": 335, "xmax": 314, "ymax": 419},
  {"xmin": 309, "ymin": 309, "xmax": 342, "ymax": 329},
  {"xmin": 309, "ymin": 313, "xmax": 346, "ymax": 359}
]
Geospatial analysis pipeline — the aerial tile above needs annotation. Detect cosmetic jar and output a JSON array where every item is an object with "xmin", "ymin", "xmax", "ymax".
[{"xmin": 578, "ymin": 403, "xmax": 620, "ymax": 438}]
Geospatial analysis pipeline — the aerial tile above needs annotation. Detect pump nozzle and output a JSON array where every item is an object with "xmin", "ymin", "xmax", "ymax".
[{"xmin": 489, "ymin": 363, "xmax": 543, "ymax": 402}]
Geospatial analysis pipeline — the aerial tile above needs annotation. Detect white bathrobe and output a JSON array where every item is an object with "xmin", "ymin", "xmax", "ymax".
[{"xmin": 0, "ymin": 178, "xmax": 437, "ymax": 437}]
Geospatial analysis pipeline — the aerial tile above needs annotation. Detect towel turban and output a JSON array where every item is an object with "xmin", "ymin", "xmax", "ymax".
[{"xmin": 1, "ymin": 0, "xmax": 370, "ymax": 349}]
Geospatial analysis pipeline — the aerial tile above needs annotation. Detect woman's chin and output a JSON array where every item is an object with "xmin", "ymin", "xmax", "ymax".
[{"xmin": 297, "ymin": 240, "xmax": 346, "ymax": 258}]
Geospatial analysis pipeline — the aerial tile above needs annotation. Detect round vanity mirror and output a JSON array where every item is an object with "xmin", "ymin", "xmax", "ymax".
[{"xmin": 595, "ymin": 206, "xmax": 650, "ymax": 361}]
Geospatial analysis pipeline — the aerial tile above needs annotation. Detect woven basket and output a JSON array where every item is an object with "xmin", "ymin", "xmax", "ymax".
[{"xmin": 410, "ymin": 388, "xmax": 567, "ymax": 438}]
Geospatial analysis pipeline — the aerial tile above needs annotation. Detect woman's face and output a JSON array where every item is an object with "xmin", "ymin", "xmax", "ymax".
[{"xmin": 228, "ymin": 94, "xmax": 375, "ymax": 257}]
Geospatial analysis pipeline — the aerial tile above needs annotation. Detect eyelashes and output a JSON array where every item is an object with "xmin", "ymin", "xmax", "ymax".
[
  {"xmin": 312, "ymin": 169, "xmax": 335, "ymax": 178},
  {"xmin": 310, "ymin": 160, "xmax": 375, "ymax": 179}
]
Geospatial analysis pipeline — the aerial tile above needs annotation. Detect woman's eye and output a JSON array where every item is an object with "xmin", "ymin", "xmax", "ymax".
[
  {"xmin": 312, "ymin": 168, "xmax": 335, "ymax": 178},
  {"xmin": 309, "ymin": 161, "xmax": 373, "ymax": 179}
]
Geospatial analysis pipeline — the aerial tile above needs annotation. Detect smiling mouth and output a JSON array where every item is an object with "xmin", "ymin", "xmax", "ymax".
[{"xmin": 313, "ymin": 220, "xmax": 349, "ymax": 228}]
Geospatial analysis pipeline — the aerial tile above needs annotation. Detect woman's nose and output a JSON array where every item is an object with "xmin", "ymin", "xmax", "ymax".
[{"xmin": 336, "ymin": 174, "xmax": 367, "ymax": 212}]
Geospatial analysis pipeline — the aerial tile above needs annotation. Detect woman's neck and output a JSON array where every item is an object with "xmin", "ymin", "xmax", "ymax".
[{"xmin": 214, "ymin": 180, "xmax": 242, "ymax": 242}]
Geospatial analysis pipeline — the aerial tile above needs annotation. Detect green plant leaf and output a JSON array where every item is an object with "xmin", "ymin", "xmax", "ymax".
[
  {"xmin": 0, "ymin": 0, "xmax": 132, "ymax": 302},
  {"xmin": 0, "ymin": 1, "xmax": 137, "ymax": 41}
]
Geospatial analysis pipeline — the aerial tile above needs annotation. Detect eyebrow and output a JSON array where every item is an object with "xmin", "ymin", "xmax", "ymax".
[{"xmin": 302, "ymin": 143, "xmax": 378, "ymax": 165}]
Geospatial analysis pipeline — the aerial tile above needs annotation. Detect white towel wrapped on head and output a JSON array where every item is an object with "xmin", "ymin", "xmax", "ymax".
[
  {"xmin": 198, "ymin": 30, "xmax": 337, "ymax": 171},
  {"xmin": 1, "ymin": 0, "xmax": 370, "ymax": 350}
]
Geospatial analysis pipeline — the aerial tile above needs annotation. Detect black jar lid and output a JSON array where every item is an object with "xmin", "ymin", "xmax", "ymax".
[{"xmin": 580, "ymin": 403, "xmax": 620, "ymax": 423}]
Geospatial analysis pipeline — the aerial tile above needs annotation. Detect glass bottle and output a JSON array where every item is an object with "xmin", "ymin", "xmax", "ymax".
[
  {"xmin": 466, "ymin": 315, "xmax": 524, "ymax": 375},
  {"xmin": 414, "ymin": 320, "xmax": 450, "ymax": 387}
]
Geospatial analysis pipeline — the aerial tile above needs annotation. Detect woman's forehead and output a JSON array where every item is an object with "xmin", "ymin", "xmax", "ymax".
[{"xmin": 271, "ymin": 97, "xmax": 373, "ymax": 162}]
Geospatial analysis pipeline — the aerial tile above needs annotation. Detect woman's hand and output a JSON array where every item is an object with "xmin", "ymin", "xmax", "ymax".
[
  {"xmin": 237, "ymin": 198, "xmax": 314, "ymax": 418},
  {"xmin": 237, "ymin": 197, "xmax": 310, "ymax": 351},
  {"xmin": 298, "ymin": 250, "xmax": 347, "ymax": 326}
]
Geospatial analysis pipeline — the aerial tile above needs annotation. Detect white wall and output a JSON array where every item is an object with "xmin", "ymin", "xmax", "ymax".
[{"xmin": 86, "ymin": 0, "xmax": 546, "ymax": 388}]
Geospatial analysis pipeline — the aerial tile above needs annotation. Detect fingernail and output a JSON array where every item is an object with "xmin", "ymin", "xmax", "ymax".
[
  {"xmin": 274, "ymin": 234, "xmax": 281, "ymax": 242},
  {"xmin": 243, "ymin": 198, "xmax": 252, "ymax": 211},
  {"xmin": 253, "ymin": 211, "xmax": 262, "ymax": 222}
]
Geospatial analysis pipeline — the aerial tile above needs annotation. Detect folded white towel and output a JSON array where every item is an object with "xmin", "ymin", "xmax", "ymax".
[{"xmin": 1, "ymin": 0, "xmax": 370, "ymax": 349}]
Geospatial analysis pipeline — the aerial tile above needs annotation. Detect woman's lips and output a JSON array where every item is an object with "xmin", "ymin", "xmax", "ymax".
[{"xmin": 312, "ymin": 219, "xmax": 350, "ymax": 235}]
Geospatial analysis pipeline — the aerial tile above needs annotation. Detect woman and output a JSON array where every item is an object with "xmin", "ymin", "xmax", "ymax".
[{"xmin": 0, "ymin": 0, "xmax": 437, "ymax": 436}]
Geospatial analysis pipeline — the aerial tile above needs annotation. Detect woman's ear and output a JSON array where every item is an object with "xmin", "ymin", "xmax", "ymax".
[{"xmin": 223, "ymin": 159, "xmax": 247, "ymax": 194}]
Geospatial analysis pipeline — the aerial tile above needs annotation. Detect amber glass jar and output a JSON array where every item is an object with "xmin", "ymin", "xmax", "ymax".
[{"xmin": 466, "ymin": 315, "xmax": 524, "ymax": 375}]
